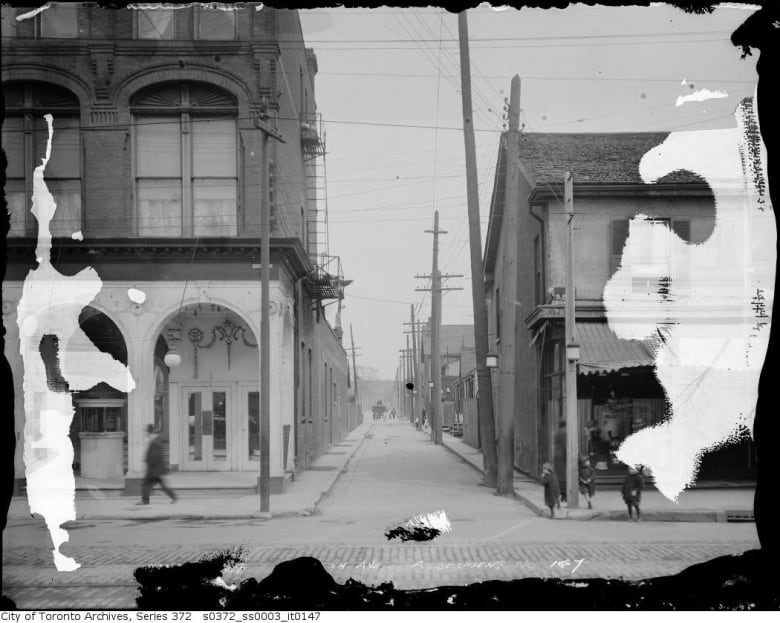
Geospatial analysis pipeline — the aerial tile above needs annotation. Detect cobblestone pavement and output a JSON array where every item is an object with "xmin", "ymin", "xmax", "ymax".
[
  {"xmin": 3, "ymin": 421, "xmax": 760, "ymax": 609},
  {"xmin": 2, "ymin": 540, "xmax": 759, "ymax": 609}
]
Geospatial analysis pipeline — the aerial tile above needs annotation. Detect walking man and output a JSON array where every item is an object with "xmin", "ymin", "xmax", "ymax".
[{"xmin": 137, "ymin": 424, "xmax": 177, "ymax": 505}]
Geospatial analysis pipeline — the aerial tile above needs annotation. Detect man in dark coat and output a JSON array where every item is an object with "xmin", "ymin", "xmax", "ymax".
[
  {"xmin": 578, "ymin": 457, "xmax": 597, "ymax": 509},
  {"xmin": 137, "ymin": 424, "xmax": 176, "ymax": 505},
  {"xmin": 621, "ymin": 465, "xmax": 644, "ymax": 521},
  {"xmin": 541, "ymin": 462, "xmax": 561, "ymax": 519}
]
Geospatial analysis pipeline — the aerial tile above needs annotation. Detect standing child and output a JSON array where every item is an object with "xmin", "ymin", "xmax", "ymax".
[
  {"xmin": 541, "ymin": 463, "xmax": 561, "ymax": 519},
  {"xmin": 578, "ymin": 457, "xmax": 597, "ymax": 509},
  {"xmin": 622, "ymin": 465, "xmax": 644, "ymax": 521}
]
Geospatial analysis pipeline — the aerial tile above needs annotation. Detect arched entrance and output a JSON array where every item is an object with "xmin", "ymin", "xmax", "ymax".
[{"xmin": 157, "ymin": 303, "xmax": 260, "ymax": 472}]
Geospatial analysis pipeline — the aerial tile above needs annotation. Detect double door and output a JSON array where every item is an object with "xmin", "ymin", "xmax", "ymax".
[{"xmin": 182, "ymin": 385, "xmax": 260, "ymax": 471}]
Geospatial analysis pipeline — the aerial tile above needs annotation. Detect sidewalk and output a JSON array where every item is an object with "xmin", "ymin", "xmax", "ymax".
[
  {"xmin": 433, "ymin": 429, "xmax": 755, "ymax": 523},
  {"xmin": 8, "ymin": 419, "xmax": 375, "ymax": 522}
]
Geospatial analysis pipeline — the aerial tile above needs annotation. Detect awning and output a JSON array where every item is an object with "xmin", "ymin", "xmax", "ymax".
[{"xmin": 576, "ymin": 322, "xmax": 655, "ymax": 375}]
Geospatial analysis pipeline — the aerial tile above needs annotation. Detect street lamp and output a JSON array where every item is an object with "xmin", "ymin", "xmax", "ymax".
[{"xmin": 485, "ymin": 352, "xmax": 499, "ymax": 369}]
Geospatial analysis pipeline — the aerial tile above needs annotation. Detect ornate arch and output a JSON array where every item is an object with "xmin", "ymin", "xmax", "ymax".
[
  {"xmin": 1, "ymin": 65, "xmax": 91, "ymax": 115},
  {"xmin": 147, "ymin": 296, "xmax": 259, "ymax": 351},
  {"xmin": 113, "ymin": 64, "xmax": 252, "ymax": 114}
]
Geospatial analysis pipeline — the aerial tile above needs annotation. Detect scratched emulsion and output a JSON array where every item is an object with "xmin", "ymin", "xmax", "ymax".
[
  {"xmin": 603, "ymin": 97, "xmax": 774, "ymax": 501},
  {"xmin": 385, "ymin": 510, "xmax": 452, "ymax": 542},
  {"xmin": 16, "ymin": 115, "xmax": 136, "ymax": 571}
]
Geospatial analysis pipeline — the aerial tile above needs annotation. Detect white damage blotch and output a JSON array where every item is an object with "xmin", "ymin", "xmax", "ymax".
[
  {"xmin": 127, "ymin": 288, "xmax": 147, "ymax": 305},
  {"xmin": 17, "ymin": 114, "xmax": 135, "ymax": 572},
  {"xmin": 16, "ymin": 3, "xmax": 51, "ymax": 21},
  {"xmin": 675, "ymin": 88, "xmax": 729, "ymax": 107},
  {"xmin": 406, "ymin": 510, "xmax": 452, "ymax": 534},
  {"xmin": 603, "ymin": 97, "xmax": 774, "ymax": 500},
  {"xmin": 71, "ymin": 231, "xmax": 83, "ymax": 241}
]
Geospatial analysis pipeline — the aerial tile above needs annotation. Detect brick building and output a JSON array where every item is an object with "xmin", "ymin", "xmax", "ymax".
[{"xmin": 2, "ymin": 3, "xmax": 355, "ymax": 494}]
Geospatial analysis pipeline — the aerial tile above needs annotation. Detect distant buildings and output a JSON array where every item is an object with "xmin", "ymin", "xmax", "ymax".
[{"xmin": 2, "ymin": 3, "xmax": 355, "ymax": 494}]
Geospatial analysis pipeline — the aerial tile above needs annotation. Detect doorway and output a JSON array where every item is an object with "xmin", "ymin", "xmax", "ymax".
[{"xmin": 182, "ymin": 387, "xmax": 231, "ymax": 471}]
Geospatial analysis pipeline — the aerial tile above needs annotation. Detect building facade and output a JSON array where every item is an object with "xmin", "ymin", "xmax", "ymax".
[
  {"xmin": 483, "ymin": 130, "xmax": 760, "ymax": 487},
  {"xmin": 2, "ymin": 3, "xmax": 354, "ymax": 494}
]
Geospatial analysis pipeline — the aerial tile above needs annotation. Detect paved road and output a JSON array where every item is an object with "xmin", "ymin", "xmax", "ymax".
[{"xmin": 2, "ymin": 420, "xmax": 760, "ymax": 609}]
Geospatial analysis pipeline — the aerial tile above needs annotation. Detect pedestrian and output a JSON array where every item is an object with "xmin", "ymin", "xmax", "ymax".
[
  {"xmin": 578, "ymin": 457, "xmax": 596, "ymax": 509},
  {"xmin": 622, "ymin": 465, "xmax": 644, "ymax": 521},
  {"xmin": 137, "ymin": 424, "xmax": 177, "ymax": 505},
  {"xmin": 541, "ymin": 462, "xmax": 561, "ymax": 519}
]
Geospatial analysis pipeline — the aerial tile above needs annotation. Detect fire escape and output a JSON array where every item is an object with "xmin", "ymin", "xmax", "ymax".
[{"xmin": 300, "ymin": 113, "xmax": 351, "ymax": 307}]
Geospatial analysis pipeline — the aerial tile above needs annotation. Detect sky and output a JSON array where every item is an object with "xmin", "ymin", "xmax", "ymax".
[{"xmin": 297, "ymin": 3, "xmax": 760, "ymax": 381}]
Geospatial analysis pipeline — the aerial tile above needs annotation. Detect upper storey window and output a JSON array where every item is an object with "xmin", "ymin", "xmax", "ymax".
[
  {"xmin": 1, "ymin": 82, "xmax": 82, "ymax": 238},
  {"xmin": 134, "ymin": 6, "xmax": 236, "ymax": 40},
  {"xmin": 197, "ymin": 6, "xmax": 236, "ymax": 40},
  {"xmin": 131, "ymin": 82, "xmax": 239, "ymax": 237},
  {"xmin": 39, "ymin": 3, "xmax": 79, "ymax": 38},
  {"xmin": 137, "ymin": 8, "xmax": 175, "ymax": 40}
]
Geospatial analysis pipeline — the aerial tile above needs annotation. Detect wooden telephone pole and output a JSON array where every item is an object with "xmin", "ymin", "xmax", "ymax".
[
  {"xmin": 564, "ymin": 172, "xmax": 580, "ymax": 508},
  {"xmin": 458, "ymin": 11, "xmax": 497, "ymax": 485},
  {"xmin": 415, "ymin": 211, "xmax": 463, "ymax": 444},
  {"xmin": 252, "ymin": 119, "xmax": 286, "ymax": 513},
  {"xmin": 496, "ymin": 75, "xmax": 521, "ymax": 496},
  {"xmin": 403, "ymin": 306, "xmax": 423, "ymax": 429},
  {"xmin": 349, "ymin": 324, "xmax": 361, "ymax": 421}
]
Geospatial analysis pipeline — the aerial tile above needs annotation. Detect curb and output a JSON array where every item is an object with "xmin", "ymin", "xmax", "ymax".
[
  {"xmin": 435, "ymin": 433, "xmax": 738, "ymax": 523},
  {"xmin": 13, "ymin": 422, "xmax": 376, "ymax": 524}
]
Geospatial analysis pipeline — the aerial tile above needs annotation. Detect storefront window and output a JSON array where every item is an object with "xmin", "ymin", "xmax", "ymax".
[{"xmin": 77, "ymin": 400, "xmax": 126, "ymax": 433}]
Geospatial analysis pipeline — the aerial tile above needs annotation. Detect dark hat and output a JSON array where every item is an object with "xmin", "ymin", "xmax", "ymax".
[{"xmin": 146, "ymin": 424, "xmax": 156, "ymax": 434}]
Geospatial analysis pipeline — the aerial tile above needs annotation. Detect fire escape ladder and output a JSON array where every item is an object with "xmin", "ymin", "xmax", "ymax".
[{"xmin": 302, "ymin": 112, "xmax": 328, "ymax": 261}]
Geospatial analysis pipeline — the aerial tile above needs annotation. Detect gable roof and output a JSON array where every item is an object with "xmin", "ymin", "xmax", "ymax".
[
  {"xmin": 485, "ymin": 131, "xmax": 708, "ymax": 272},
  {"xmin": 516, "ymin": 132, "xmax": 700, "ymax": 185}
]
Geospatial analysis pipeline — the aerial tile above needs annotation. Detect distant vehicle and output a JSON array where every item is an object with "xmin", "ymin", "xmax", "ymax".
[{"xmin": 372, "ymin": 401, "xmax": 387, "ymax": 420}]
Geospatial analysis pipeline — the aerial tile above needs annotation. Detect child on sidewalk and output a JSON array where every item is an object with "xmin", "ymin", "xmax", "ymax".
[
  {"xmin": 622, "ymin": 465, "xmax": 644, "ymax": 521},
  {"xmin": 578, "ymin": 457, "xmax": 596, "ymax": 509},
  {"xmin": 541, "ymin": 463, "xmax": 561, "ymax": 519}
]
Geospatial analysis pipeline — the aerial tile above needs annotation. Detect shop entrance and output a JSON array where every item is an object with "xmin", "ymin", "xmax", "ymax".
[{"xmin": 182, "ymin": 386, "xmax": 231, "ymax": 471}]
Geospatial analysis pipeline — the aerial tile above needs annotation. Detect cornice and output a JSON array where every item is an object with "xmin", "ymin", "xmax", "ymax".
[
  {"xmin": 6, "ymin": 237, "xmax": 314, "ymax": 280},
  {"xmin": 1, "ymin": 40, "xmax": 278, "ymax": 58}
]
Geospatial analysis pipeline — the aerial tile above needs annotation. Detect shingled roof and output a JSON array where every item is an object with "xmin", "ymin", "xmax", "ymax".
[{"xmin": 517, "ymin": 132, "xmax": 700, "ymax": 185}]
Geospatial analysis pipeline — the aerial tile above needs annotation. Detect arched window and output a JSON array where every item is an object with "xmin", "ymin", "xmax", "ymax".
[
  {"xmin": 1, "ymin": 81, "xmax": 81, "ymax": 237},
  {"xmin": 131, "ymin": 82, "xmax": 238, "ymax": 237}
]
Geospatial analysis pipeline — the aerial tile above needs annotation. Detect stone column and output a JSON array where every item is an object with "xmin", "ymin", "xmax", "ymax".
[
  {"xmin": 124, "ymin": 331, "xmax": 155, "ymax": 495},
  {"xmin": 269, "ymin": 293, "xmax": 284, "ymax": 492}
]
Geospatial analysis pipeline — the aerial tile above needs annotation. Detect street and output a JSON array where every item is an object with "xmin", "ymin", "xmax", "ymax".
[{"xmin": 2, "ymin": 419, "xmax": 760, "ymax": 609}]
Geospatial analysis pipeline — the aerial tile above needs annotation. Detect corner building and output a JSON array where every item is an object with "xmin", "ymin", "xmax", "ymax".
[{"xmin": 2, "ymin": 3, "xmax": 355, "ymax": 494}]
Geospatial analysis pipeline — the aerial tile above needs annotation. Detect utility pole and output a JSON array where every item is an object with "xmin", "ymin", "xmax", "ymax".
[
  {"xmin": 458, "ymin": 11, "xmax": 498, "ymax": 487},
  {"xmin": 429, "ymin": 212, "xmax": 444, "ymax": 444},
  {"xmin": 349, "ymin": 324, "xmax": 361, "ymax": 423},
  {"xmin": 252, "ymin": 119, "xmax": 285, "ymax": 513},
  {"xmin": 564, "ymin": 171, "xmax": 580, "ymax": 508},
  {"xmin": 400, "ymin": 339, "xmax": 412, "ymax": 420},
  {"xmin": 404, "ymin": 306, "xmax": 422, "ymax": 429},
  {"xmin": 415, "ymin": 212, "xmax": 464, "ymax": 444},
  {"xmin": 496, "ymin": 75, "xmax": 522, "ymax": 496}
]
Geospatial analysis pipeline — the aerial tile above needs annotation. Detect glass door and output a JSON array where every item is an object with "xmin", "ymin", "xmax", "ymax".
[
  {"xmin": 240, "ymin": 387, "xmax": 260, "ymax": 471},
  {"xmin": 183, "ymin": 387, "xmax": 231, "ymax": 471}
]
